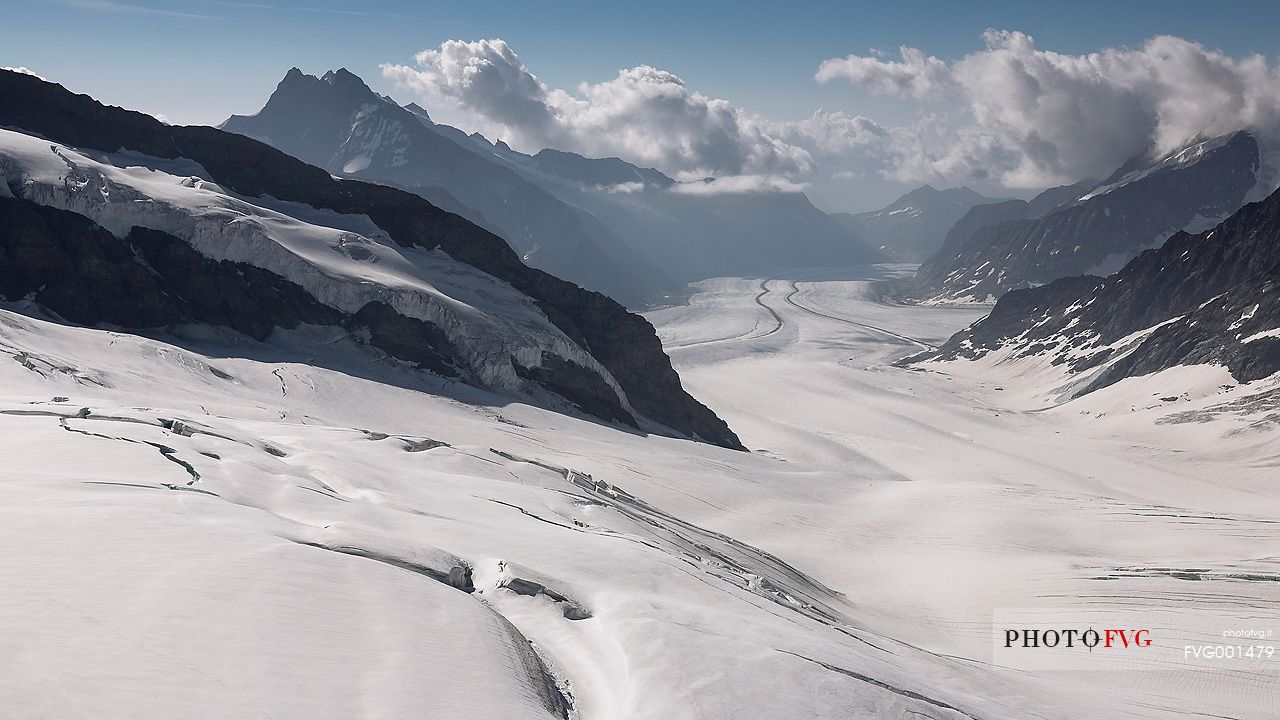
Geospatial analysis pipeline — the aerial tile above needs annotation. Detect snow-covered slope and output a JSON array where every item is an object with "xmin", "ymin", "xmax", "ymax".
[
  {"xmin": 0, "ymin": 300, "xmax": 1011, "ymax": 720},
  {"xmin": 4, "ymin": 266, "xmax": 1276, "ymax": 719}
]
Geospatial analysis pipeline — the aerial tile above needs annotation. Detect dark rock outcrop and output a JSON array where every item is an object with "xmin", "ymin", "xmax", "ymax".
[
  {"xmin": 347, "ymin": 302, "xmax": 458, "ymax": 377},
  {"xmin": 0, "ymin": 197, "xmax": 187, "ymax": 328},
  {"xmin": 0, "ymin": 68, "xmax": 743, "ymax": 449},
  {"xmin": 515, "ymin": 352, "xmax": 637, "ymax": 428},
  {"xmin": 0, "ymin": 197, "xmax": 463, "ymax": 375},
  {"xmin": 127, "ymin": 226, "xmax": 347, "ymax": 340}
]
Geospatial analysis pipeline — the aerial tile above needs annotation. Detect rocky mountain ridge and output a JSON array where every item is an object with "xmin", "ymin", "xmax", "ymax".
[
  {"xmin": 919, "ymin": 184, "xmax": 1280, "ymax": 399},
  {"xmin": 0, "ymin": 68, "xmax": 744, "ymax": 449},
  {"xmin": 913, "ymin": 132, "xmax": 1261, "ymax": 302}
]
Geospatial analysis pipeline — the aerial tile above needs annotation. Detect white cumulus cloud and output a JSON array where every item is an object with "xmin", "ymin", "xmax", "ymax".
[
  {"xmin": 669, "ymin": 174, "xmax": 809, "ymax": 195},
  {"xmin": 817, "ymin": 30, "xmax": 1280, "ymax": 188},
  {"xmin": 816, "ymin": 46, "xmax": 953, "ymax": 99},
  {"xmin": 382, "ymin": 39, "xmax": 812, "ymax": 183},
  {"xmin": 380, "ymin": 32, "xmax": 1280, "ymax": 206}
]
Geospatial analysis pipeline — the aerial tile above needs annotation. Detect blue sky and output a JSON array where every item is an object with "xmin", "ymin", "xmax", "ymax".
[
  {"xmin": 5, "ymin": 0, "xmax": 1277, "ymax": 125},
  {"xmin": 5, "ymin": 0, "xmax": 1280, "ymax": 210}
]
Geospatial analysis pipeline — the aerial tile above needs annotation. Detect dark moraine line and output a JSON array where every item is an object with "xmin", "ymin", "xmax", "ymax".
[
  {"xmin": 665, "ymin": 278, "xmax": 786, "ymax": 349},
  {"xmin": 783, "ymin": 280, "xmax": 937, "ymax": 350},
  {"xmin": 753, "ymin": 277, "xmax": 787, "ymax": 339}
]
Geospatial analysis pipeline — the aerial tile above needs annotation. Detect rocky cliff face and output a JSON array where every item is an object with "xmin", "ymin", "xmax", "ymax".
[
  {"xmin": 913, "ymin": 133, "xmax": 1260, "ymax": 302},
  {"xmin": 920, "ymin": 186, "xmax": 1280, "ymax": 396},
  {"xmin": 0, "ymin": 68, "xmax": 744, "ymax": 450}
]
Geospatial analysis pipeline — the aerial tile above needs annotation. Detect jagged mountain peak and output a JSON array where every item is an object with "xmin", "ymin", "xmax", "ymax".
[
  {"xmin": 261, "ymin": 66, "xmax": 384, "ymax": 113},
  {"xmin": 221, "ymin": 66, "xmax": 672, "ymax": 306},
  {"xmin": 403, "ymin": 101, "xmax": 431, "ymax": 122},
  {"xmin": 321, "ymin": 67, "xmax": 368, "ymax": 88}
]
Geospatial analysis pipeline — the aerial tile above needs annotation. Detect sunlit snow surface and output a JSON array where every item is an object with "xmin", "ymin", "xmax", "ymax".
[{"xmin": 3, "ymin": 266, "xmax": 1278, "ymax": 719}]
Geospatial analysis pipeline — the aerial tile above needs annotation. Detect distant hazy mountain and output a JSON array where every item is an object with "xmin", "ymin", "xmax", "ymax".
[
  {"xmin": 221, "ymin": 68, "xmax": 665, "ymax": 306},
  {"xmin": 447, "ymin": 133, "xmax": 882, "ymax": 284},
  {"xmin": 831, "ymin": 185, "xmax": 1002, "ymax": 261},
  {"xmin": 224, "ymin": 68, "xmax": 880, "ymax": 303},
  {"xmin": 913, "ymin": 132, "xmax": 1260, "ymax": 302},
  {"xmin": 922, "ymin": 184, "xmax": 1280, "ymax": 398},
  {"xmin": 0, "ymin": 68, "xmax": 743, "ymax": 449}
]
